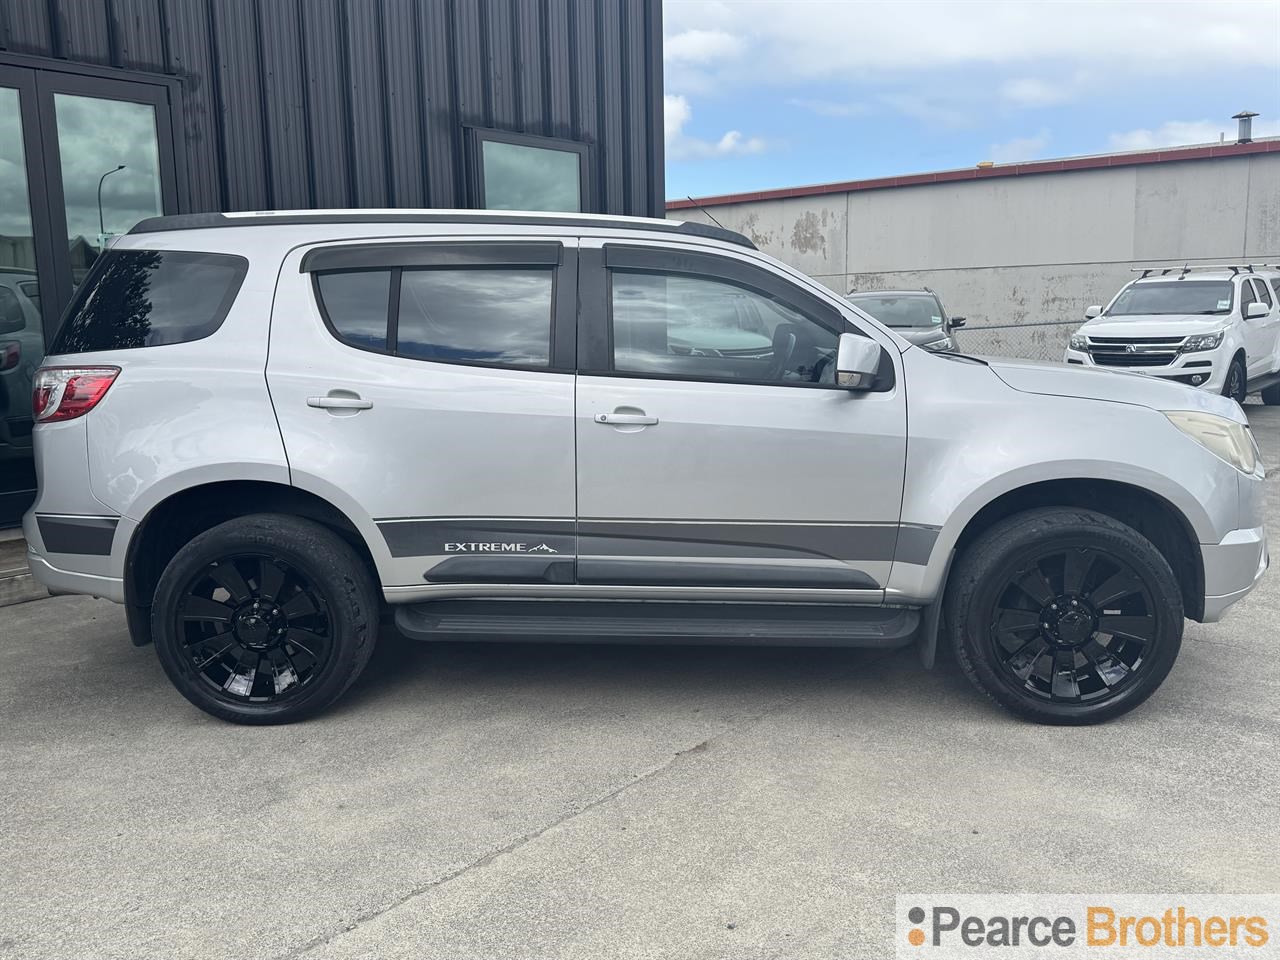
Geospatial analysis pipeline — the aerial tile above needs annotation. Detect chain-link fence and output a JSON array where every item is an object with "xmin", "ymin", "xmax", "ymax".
[{"xmin": 957, "ymin": 319, "xmax": 1078, "ymax": 362}]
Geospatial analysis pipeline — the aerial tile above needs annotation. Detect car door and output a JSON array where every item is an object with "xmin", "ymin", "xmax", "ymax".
[
  {"xmin": 574, "ymin": 239, "xmax": 907, "ymax": 597},
  {"xmin": 1240, "ymin": 279, "xmax": 1267, "ymax": 378},
  {"xmin": 1247, "ymin": 278, "xmax": 1280, "ymax": 376},
  {"xmin": 268, "ymin": 237, "xmax": 578, "ymax": 589}
]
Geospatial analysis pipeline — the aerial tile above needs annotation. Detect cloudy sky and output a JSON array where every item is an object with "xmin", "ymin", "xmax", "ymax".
[{"xmin": 664, "ymin": 0, "xmax": 1280, "ymax": 199}]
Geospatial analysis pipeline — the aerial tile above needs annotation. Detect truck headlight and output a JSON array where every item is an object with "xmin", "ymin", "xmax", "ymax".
[
  {"xmin": 1069, "ymin": 333, "xmax": 1087, "ymax": 351},
  {"xmin": 1164, "ymin": 411, "xmax": 1257, "ymax": 474},
  {"xmin": 1180, "ymin": 330, "xmax": 1225, "ymax": 353},
  {"xmin": 923, "ymin": 336, "xmax": 953, "ymax": 352}
]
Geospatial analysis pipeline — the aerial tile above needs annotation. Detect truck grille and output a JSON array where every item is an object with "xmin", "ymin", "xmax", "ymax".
[{"xmin": 1087, "ymin": 335, "xmax": 1184, "ymax": 368}]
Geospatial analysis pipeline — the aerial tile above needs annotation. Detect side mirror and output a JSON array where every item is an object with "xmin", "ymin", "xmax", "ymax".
[
  {"xmin": 1084, "ymin": 305, "xmax": 1103, "ymax": 320},
  {"xmin": 948, "ymin": 316, "xmax": 966, "ymax": 329},
  {"xmin": 1246, "ymin": 302, "xmax": 1268, "ymax": 319},
  {"xmin": 836, "ymin": 332, "xmax": 882, "ymax": 390}
]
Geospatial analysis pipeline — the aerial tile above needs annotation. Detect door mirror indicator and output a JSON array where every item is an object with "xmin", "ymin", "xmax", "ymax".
[
  {"xmin": 1245, "ymin": 302, "xmax": 1268, "ymax": 319},
  {"xmin": 1084, "ymin": 305, "xmax": 1103, "ymax": 320},
  {"xmin": 835, "ymin": 332, "xmax": 881, "ymax": 390}
]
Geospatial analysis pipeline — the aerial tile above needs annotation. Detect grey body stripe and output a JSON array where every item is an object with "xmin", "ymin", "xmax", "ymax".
[
  {"xmin": 36, "ymin": 515, "xmax": 119, "ymax": 556},
  {"xmin": 377, "ymin": 517, "xmax": 940, "ymax": 565}
]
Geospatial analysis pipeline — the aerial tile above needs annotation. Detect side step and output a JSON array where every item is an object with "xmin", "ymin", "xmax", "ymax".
[
  {"xmin": 1248, "ymin": 371, "xmax": 1280, "ymax": 395},
  {"xmin": 394, "ymin": 599, "xmax": 921, "ymax": 648}
]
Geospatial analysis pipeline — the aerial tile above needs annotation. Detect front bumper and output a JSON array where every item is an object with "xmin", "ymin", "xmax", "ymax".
[
  {"xmin": 1063, "ymin": 347, "xmax": 1223, "ymax": 392},
  {"xmin": 1200, "ymin": 525, "xmax": 1268, "ymax": 622}
]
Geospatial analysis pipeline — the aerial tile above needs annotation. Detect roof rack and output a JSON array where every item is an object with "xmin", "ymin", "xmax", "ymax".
[
  {"xmin": 127, "ymin": 210, "xmax": 758, "ymax": 250},
  {"xmin": 1132, "ymin": 263, "xmax": 1277, "ymax": 278}
]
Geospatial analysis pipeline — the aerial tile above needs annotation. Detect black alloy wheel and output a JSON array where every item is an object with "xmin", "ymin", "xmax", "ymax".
[
  {"xmin": 947, "ymin": 507, "xmax": 1183, "ymax": 724},
  {"xmin": 1224, "ymin": 358, "xmax": 1247, "ymax": 404},
  {"xmin": 177, "ymin": 553, "xmax": 332, "ymax": 703},
  {"xmin": 989, "ymin": 546, "xmax": 1155, "ymax": 704},
  {"xmin": 152, "ymin": 514, "xmax": 378, "ymax": 724}
]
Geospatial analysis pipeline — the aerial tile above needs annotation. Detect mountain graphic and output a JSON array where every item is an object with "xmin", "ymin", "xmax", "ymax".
[{"xmin": 527, "ymin": 544, "xmax": 558, "ymax": 553}]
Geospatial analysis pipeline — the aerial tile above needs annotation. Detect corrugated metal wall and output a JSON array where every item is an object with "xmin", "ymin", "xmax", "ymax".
[{"xmin": 0, "ymin": 0, "xmax": 664, "ymax": 216}]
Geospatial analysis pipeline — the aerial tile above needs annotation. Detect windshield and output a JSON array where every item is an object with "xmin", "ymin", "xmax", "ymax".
[
  {"xmin": 850, "ymin": 294, "xmax": 943, "ymax": 328},
  {"xmin": 1107, "ymin": 280, "xmax": 1234, "ymax": 316}
]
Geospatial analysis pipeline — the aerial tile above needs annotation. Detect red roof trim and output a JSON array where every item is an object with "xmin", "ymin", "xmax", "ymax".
[{"xmin": 666, "ymin": 139, "xmax": 1280, "ymax": 210}]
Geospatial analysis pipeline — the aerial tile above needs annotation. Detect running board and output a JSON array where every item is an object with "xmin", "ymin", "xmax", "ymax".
[
  {"xmin": 1248, "ymin": 371, "xmax": 1280, "ymax": 393},
  {"xmin": 394, "ymin": 600, "xmax": 921, "ymax": 648}
]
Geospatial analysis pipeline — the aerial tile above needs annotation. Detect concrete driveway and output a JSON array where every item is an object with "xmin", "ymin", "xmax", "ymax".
[{"xmin": 3, "ymin": 410, "xmax": 1279, "ymax": 960}]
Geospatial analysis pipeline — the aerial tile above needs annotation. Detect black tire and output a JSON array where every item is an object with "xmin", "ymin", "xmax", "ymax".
[
  {"xmin": 945, "ymin": 507, "xmax": 1183, "ymax": 725},
  {"xmin": 1223, "ymin": 356, "xmax": 1247, "ymax": 404},
  {"xmin": 152, "ymin": 514, "xmax": 378, "ymax": 724},
  {"xmin": 1262, "ymin": 384, "xmax": 1280, "ymax": 406}
]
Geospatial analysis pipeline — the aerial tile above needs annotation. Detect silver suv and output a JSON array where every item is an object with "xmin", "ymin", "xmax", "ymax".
[{"xmin": 24, "ymin": 211, "xmax": 1268, "ymax": 726}]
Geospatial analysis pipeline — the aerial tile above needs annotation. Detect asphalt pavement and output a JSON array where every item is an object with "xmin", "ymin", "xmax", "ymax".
[{"xmin": 3, "ymin": 407, "xmax": 1279, "ymax": 960}]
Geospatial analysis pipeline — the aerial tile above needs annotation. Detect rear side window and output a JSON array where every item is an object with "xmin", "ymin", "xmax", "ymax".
[
  {"xmin": 313, "ymin": 266, "xmax": 554, "ymax": 369},
  {"xmin": 315, "ymin": 271, "xmax": 391, "ymax": 352},
  {"xmin": 52, "ymin": 250, "xmax": 248, "ymax": 354},
  {"xmin": 397, "ymin": 269, "xmax": 551, "ymax": 366}
]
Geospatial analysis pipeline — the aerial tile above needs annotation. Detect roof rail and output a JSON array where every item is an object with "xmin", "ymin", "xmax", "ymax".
[
  {"xmin": 127, "ymin": 210, "xmax": 758, "ymax": 250},
  {"xmin": 1132, "ymin": 263, "xmax": 1276, "ymax": 279}
]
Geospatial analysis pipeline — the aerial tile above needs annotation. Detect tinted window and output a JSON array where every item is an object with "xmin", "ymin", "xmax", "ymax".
[
  {"xmin": 315, "ymin": 271, "xmax": 391, "ymax": 351},
  {"xmin": 1253, "ymin": 278, "xmax": 1273, "ymax": 309},
  {"xmin": 1108, "ymin": 280, "xmax": 1233, "ymax": 316},
  {"xmin": 397, "ymin": 269, "xmax": 552, "ymax": 366},
  {"xmin": 611, "ymin": 270, "xmax": 838, "ymax": 385},
  {"xmin": 1241, "ymin": 282, "xmax": 1258, "ymax": 311},
  {"xmin": 52, "ymin": 250, "xmax": 248, "ymax": 353}
]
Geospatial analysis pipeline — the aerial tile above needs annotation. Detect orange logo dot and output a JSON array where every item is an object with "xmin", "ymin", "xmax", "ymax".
[{"xmin": 908, "ymin": 928, "xmax": 925, "ymax": 947}]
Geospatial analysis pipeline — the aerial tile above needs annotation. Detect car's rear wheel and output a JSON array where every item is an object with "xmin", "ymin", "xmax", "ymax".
[
  {"xmin": 945, "ymin": 507, "xmax": 1183, "ymax": 725},
  {"xmin": 1223, "ymin": 356, "xmax": 1247, "ymax": 404},
  {"xmin": 152, "ymin": 514, "xmax": 378, "ymax": 724},
  {"xmin": 1262, "ymin": 384, "xmax": 1280, "ymax": 405}
]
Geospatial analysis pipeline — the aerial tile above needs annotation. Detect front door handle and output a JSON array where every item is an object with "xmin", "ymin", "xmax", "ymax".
[
  {"xmin": 307, "ymin": 395, "xmax": 373, "ymax": 410},
  {"xmin": 595, "ymin": 412, "xmax": 658, "ymax": 425}
]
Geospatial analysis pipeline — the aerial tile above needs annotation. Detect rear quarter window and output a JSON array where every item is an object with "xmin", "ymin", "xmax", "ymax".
[{"xmin": 52, "ymin": 249, "xmax": 249, "ymax": 354}]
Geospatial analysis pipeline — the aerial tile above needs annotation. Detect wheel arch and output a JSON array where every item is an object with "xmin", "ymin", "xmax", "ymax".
[
  {"xmin": 123, "ymin": 480, "xmax": 382, "ymax": 646},
  {"xmin": 949, "ymin": 477, "xmax": 1205, "ymax": 622}
]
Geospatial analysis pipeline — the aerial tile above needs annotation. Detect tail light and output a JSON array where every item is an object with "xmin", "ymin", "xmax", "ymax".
[
  {"xmin": 32, "ymin": 366, "xmax": 120, "ymax": 423},
  {"xmin": 0, "ymin": 341, "xmax": 18, "ymax": 372}
]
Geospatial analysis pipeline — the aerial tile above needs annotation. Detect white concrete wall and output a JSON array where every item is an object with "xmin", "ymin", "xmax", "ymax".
[{"xmin": 673, "ymin": 152, "xmax": 1280, "ymax": 359}]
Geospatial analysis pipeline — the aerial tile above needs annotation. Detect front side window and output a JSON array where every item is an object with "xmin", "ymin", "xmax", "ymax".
[
  {"xmin": 52, "ymin": 249, "xmax": 248, "ymax": 353},
  {"xmin": 1252, "ymin": 278, "xmax": 1273, "ymax": 309},
  {"xmin": 398, "ymin": 269, "xmax": 552, "ymax": 366},
  {"xmin": 610, "ymin": 270, "xmax": 839, "ymax": 385},
  {"xmin": 1108, "ymin": 280, "xmax": 1234, "ymax": 317}
]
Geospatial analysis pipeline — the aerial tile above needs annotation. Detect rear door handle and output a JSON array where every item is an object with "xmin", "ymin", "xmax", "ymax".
[
  {"xmin": 595, "ymin": 413, "xmax": 658, "ymax": 425},
  {"xmin": 307, "ymin": 395, "xmax": 373, "ymax": 410}
]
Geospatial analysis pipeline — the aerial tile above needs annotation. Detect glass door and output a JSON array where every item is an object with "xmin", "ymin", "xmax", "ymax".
[
  {"xmin": 0, "ymin": 62, "xmax": 180, "ymax": 526},
  {"xmin": 37, "ymin": 71, "xmax": 177, "ymax": 316},
  {"xmin": 0, "ymin": 67, "xmax": 52, "ymax": 523}
]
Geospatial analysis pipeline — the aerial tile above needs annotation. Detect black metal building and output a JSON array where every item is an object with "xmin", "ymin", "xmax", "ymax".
[{"xmin": 0, "ymin": 0, "xmax": 664, "ymax": 524}]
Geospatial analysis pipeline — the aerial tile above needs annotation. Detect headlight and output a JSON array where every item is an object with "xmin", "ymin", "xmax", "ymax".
[
  {"xmin": 1180, "ymin": 330, "xmax": 1225, "ymax": 353},
  {"xmin": 923, "ymin": 336, "xmax": 953, "ymax": 352},
  {"xmin": 1164, "ymin": 410, "xmax": 1257, "ymax": 474},
  {"xmin": 1069, "ymin": 333, "xmax": 1087, "ymax": 351}
]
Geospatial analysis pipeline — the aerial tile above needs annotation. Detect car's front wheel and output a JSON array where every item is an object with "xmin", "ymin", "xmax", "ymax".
[
  {"xmin": 1223, "ymin": 356, "xmax": 1247, "ymax": 404},
  {"xmin": 151, "ymin": 514, "xmax": 378, "ymax": 724},
  {"xmin": 946, "ymin": 507, "xmax": 1183, "ymax": 725}
]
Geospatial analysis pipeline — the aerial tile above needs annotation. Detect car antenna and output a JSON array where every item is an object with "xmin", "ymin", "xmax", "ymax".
[{"xmin": 686, "ymin": 196, "xmax": 727, "ymax": 230}]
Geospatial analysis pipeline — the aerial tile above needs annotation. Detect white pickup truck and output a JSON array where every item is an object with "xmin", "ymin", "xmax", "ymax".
[{"xmin": 1063, "ymin": 264, "xmax": 1280, "ymax": 404}]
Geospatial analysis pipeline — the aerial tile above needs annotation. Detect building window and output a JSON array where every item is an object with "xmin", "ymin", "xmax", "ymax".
[{"xmin": 470, "ymin": 129, "xmax": 590, "ymax": 213}]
